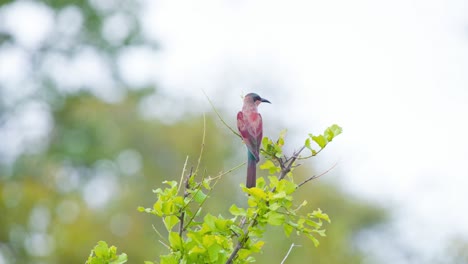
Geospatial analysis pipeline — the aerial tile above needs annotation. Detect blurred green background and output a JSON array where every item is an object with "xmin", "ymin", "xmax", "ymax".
[{"xmin": 0, "ymin": 0, "xmax": 395, "ymax": 263}]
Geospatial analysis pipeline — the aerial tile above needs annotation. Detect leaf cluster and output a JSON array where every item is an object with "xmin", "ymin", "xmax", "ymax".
[
  {"xmin": 85, "ymin": 241, "xmax": 128, "ymax": 264},
  {"xmin": 87, "ymin": 124, "xmax": 342, "ymax": 264}
]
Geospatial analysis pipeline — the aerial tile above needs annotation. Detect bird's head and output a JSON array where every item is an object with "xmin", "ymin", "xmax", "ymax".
[{"xmin": 244, "ymin": 93, "xmax": 271, "ymax": 106}]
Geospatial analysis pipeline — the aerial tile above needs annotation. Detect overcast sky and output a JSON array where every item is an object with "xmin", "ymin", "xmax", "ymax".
[{"xmin": 140, "ymin": 0, "xmax": 468, "ymax": 262}]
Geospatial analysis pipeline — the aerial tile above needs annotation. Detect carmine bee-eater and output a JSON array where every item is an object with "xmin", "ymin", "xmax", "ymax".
[{"xmin": 237, "ymin": 93, "xmax": 271, "ymax": 188}]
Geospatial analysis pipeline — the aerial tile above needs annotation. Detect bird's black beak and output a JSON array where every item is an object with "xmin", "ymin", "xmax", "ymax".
[{"xmin": 261, "ymin": 98, "xmax": 271, "ymax": 104}]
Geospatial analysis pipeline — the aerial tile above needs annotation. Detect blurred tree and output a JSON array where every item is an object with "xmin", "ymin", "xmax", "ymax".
[
  {"xmin": 0, "ymin": 91, "xmax": 233, "ymax": 263},
  {"xmin": 0, "ymin": 0, "xmax": 386, "ymax": 263}
]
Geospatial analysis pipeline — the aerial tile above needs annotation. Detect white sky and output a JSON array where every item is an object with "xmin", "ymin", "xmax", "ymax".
[
  {"xmin": 140, "ymin": 0, "xmax": 468, "ymax": 262},
  {"xmin": 1, "ymin": 0, "xmax": 468, "ymax": 262}
]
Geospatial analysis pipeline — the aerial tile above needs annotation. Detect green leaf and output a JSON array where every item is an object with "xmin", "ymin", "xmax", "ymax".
[
  {"xmin": 207, "ymin": 243, "xmax": 222, "ymax": 262},
  {"xmin": 251, "ymin": 241, "xmax": 265, "ymax": 252},
  {"xmin": 110, "ymin": 253, "xmax": 127, "ymax": 264},
  {"xmin": 189, "ymin": 245, "xmax": 206, "ymax": 254},
  {"xmin": 313, "ymin": 229, "xmax": 327, "ymax": 237},
  {"xmin": 203, "ymin": 214, "xmax": 216, "ymax": 231},
  {"xmin": 214, "ymin": 217, "xmax": 232, "ymax": 232},
  {"xmin": 202, "ymin": 178, "xmax": 211, "ymax": 190},
  {"xmin": 305, "ymin": 138, "xmax": 312, "ymax": 150},
  {"xmin": 305, "ymin": 219, "xmax": 321, "ymax": 228},
  {"xmin": 238, "ymin": 249, "xmax": 252, "ymax": 259},
  {"xmin": 268, "ymin": 202, "xmax": 281, "ymax": 211},
  {"xmin": 245, "ymin": 187, "xmax": 267, "ymax": 199},
  {"xmin": 192, "ymin": 190, "xmax": 208, "ymax": 203},
  {"xmin": 256, "ymin": 177, "xmax": 266, "ymax": 188},
  {"xmin": 259, "ymin": 160, "xmax": 274, "ymax": 170},
  {"xmin": 229, "ymin": 204, "xmax": 246, "ymax": 216},
  {"xmin": 86, "ymin": 241, "xmax": 127, "ymax": 264},
  {"xmin": 324, "ymin": 124, "xmax": 343, "ymax": 141},
  {"xmin": 282, "ymin": 180, "xmax": 297, "ymax": 194},
  {"xmin": 262, "ymin": 137, "xmax": 270, "ymax": 149},
  {"xmin": 272, "ymin": 191, "xmax": 286, "ymax": 199},
  {"xmin": 153, "ymin": 200, "xmax": 163, "ymax": 216},
  {"xmin": 94, "ymin": 241, "xmax": 109, "ymax": 258},
  {"xmin": 259, "ymin": 160, "xmax": 280, "ymax": 174},
  {"xmin": 266, "ymin": 211, "xmax": 285, "ymax": 226},
  {"xmin": 168, "ymin": 232, "xmax": 182, "ymax": 249},
  {"xmin": 310, "ymin": 208, "xmax": 331, "ymax": 223},
  {"xmin": 305, "ymin": 233, "xmax": 320, "ymax": 247},
  {"xmin": 153, "ymin": 188, "xmax": 163, "ymax": 194},
  {"xmin": 163, "ymin": 181, "xmax": 178, "ymax": 188},
  {"xmin": 268, "ymin": 176, "xmax": 279, "ymax": 188},
  {"xmin": 277, "ymin": 129, "xmax": 287, "ymax": 147},
  {"xmin": 283, "ymin": 224, "xmax": 293, "ymax": 237},
  {"xmin": 230, "ymin": 225, "xmax": 244, "ymax": 237},
  {"xmin": 160, "ymin": 254, "xmax": 178, "ymax": 264},
  {"xmin": 311, "ymin": 135, "xmax": 327, "ymax": 149},
  {"xmin": 163, "ymin": 215, "xmax": 180, "ymax": 231}
]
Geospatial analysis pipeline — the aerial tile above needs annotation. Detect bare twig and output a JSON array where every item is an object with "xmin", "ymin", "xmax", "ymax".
[
  {"xmin": 297, "ymin": 162, "xmax": 339, "ymax": 188},
  {"xmin": 297, "ymin": 145, "xmax": 326, "ymax": 160},
  {"xmin": 279, "ymin": 146, "xmax": 306, "ymax": 181},
  {"xmin": 195, "ymin": 114, "xmax": 206, "ymax": 176},
  {"xmin": 179, "ymin": 167, "xmax": 193, "ymax": 237},
  {"xmin": 184, "ymin": 163, "xmax": 244, "ymax": 231},
  {"xmin": 226, "ymin": 218, "xmax": 257, "ymax": 264},
  {"xmin": 210, "ymin": 162, "xmax": 246, "ymax": 181},
  {"xmin": 280, "ymin": 243, "xmax": 301, "ymax": 264},
  {"xmin": 177, "ymin": 156, "xmax": 189, "ymax": 194},
  {"xmin": 226, "ymin": 236, "xmax": 246, "ymax": 264},
  {"xmin": 202, "ymin": 89, "xmax": 242, "ymax": 139},
  {"xmin": 152, "ymin": 224, "xmax": 168, "ymax": 244}
]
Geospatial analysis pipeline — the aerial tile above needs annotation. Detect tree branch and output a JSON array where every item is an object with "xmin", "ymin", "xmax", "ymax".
[
  {"xmin": 297, "ymin": 162, "xmax": 338, "ymax": 188},
  {"xmin": 179, "ymin": 167, "xmax": 193, "ymax": 237},
  {"xmin": 226, "ymin": 218, "xmax": 256, "ymax": 264},
  {"xmin": 279, "ymin": 146, "xmax": 306, "ymax": 181},
  {"xmin": 202, "ymin": 89, "xmax": 242, "ymax": 139},
  {"xmin": 280, "ymin": 243, "xmax": 301, "ymax": 264}
]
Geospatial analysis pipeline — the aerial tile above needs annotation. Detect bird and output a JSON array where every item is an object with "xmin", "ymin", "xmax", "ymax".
[{"xmin": 237, "ymin": 93, "xmax": 271, "ymax": 188}]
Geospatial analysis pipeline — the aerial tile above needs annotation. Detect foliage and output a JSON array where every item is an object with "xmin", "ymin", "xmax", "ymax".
[
  {"xmin": 86, "ymin": 241, "xmax": 127, "ymax": 264},
  {"xmin": 0, "ymin": 0, "xmax": 386, "ymax": 263},
  {"xmin": 0, "ymin": 90, "xmax": 386, "ymax": 264},
  {"xmin": 96, "ymin": 124, "xmax": 342, "ymax": 263}
]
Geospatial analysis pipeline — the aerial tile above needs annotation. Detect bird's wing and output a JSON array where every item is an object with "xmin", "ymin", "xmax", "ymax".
[
  {"xmin": 256, "ymin": 113, "xmax": 263, "ymax": 154},
  {"xmin": 237, "ymin": 111, "xmax": 261, "ymax": 161},
  {"xmin": 237, "ymin": 111, "xmax": 249, "ymax": 139}
]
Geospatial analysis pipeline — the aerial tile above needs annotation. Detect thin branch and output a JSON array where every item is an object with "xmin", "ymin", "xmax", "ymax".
[
  {"xmin": 202, "ymin": 89, "xmax": 242, "ymax": 139},
  {"xmin": 226, "ymin": 212, "xmax": 258, "ymax": 264},
  {"xmin": 280, "ymin": 243, "xmax": 301, "ymax": 264},
  {"xmin": 179, "ymin": 167, "xmax": 193, "ymax": 237},
  {"xmin": 297, "ymin": 145, "xmax": 326, "ymax": 160},
  {"xmin": 195, "ymin": 114, "xmax": 206, "ymax": 176},
  {"xmin": 226, "ymin": 218, "xmax": 256, "ymax": 264},
  {"xmin": 177, "ymin": 156, "xmax": 189, "ymax": 194},
  {"xmin": 226, "ymin": 236, "xmax": 246, "ymax": 264},
  {"xmin": 297, "ymin": 162, "xmax": 339, "ymax": 188},
  {"xmin": 279, "ymin": 146, "xmax": 306, "ymax": 181},
  {"xmin": 210, "ymin": 162, "xmax": 246, "ymax": 181},
  {"xmin": 152, "ymin": 224, "xmax": 168, "ymax": 244},
  {"xmin": 183, "ymin": 169, "xmax": 208, "ymax": 231},
  {"xmin": 184, "ymin": 162, "xmax": 244, "ymax": 231}
]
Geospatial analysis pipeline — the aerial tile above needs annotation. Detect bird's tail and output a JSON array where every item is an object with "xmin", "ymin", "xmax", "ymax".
[{"xmin": 246, "ymin": 151, "xmax": 257, "ymax": 188}]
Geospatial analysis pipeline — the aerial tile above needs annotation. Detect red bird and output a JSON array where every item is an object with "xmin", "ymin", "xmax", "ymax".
[{"xmin": 237, "ymin": 93, "xmax": 271, "ymax": 188}]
